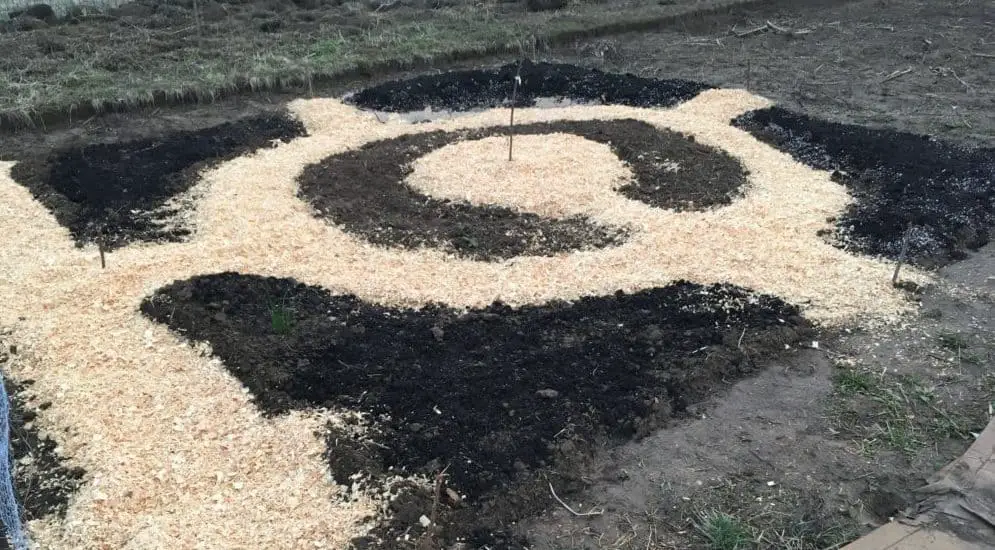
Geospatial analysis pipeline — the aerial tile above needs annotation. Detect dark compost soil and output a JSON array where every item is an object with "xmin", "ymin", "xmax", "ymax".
[
  {"xmin": 8, "ymin": 113, "xmax": 305, "ymax": 250},
  {"xmin": 347, "ymin": 60, "xmax": 713, "ymax": 113},
  {"xmin": 299, "ymin": 118, "xmax": 746, "ymax": 260},
  {"xmin": 0, "ymin": 345, "xmax": 85, "ymax": 548},
  {"xmin": 140, "ymin": 273, "xmax": 810, "ymax": 548},
  {"xmin": 353, "ymin": 62, "xmax": 995, "ymax": 270},
  {"xmin": 733, "ymin": 107, "xmax": 995, "ymax": 269}
]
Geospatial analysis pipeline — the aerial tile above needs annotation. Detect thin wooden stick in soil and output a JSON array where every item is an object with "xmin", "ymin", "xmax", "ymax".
[
  {"xmin": 508, "ymin": 61, "xmax": 523, "ymax": 162},
  {"xmin": 892, "ymin": 226, "xmax": 911, "ymax": 286},
  {"xmin": 417, "ymin": 465, "xmax": 449, "ymax": 550},
  {"xmin": 881, "ymin": 67, "xmax": 913, "ymax": 83}
]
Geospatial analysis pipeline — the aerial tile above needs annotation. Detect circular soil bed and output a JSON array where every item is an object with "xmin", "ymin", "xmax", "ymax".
[{"xmin": 298, "ymin": 118, "xmax": 747, "ymax": 260}]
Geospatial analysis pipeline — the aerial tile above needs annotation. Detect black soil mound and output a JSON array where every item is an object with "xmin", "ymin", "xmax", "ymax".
[
  {"xmin": 6, "ymin": 380, "xmax": 85, "ymax": 520},
  {"xmin": 0, "ymin": 345, "xmax": 86, "ymax": 546},
  {"xmin": 299, "ymin": 119, "xmax": 746, "ymax": 261},
  {"xmin": 733, "ymin": 106, "xmax": 995, "ymax": 268},
  {"xmin": 347, "ymin": 60, "xmax": 713, "ymax": 113},
  {"xmin": 9, "ymin": 113, "xmax": 306, "ymax": 250},
  {"xmin": 141, "ymin": 273, "xmax": 810, "ymax": 548}
]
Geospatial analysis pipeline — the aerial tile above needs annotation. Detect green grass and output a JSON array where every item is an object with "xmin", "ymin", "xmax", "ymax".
[
  {"xmin": 270, "ymin": 304, "xmax": 294, "ymax": 335},
  {"xmin": 830, "ymin": 366, "xmax": 991, "ymax": 457},
  {"xmin": 696, "ymin": 511, "xmax": 754, "ymax": 550},
  {"xmin": 677, "ymin": 483, "xmax": 858, "ymax": 550},
  {"xmin": 0, "ymin": 0, "xmax": 759, "ymax": 125},
  {"xmin": 833, "ymin": 368, "xmax": 874, "ymax": 395}
]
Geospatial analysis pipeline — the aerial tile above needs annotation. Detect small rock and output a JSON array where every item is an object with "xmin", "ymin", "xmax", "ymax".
[
  {"xmin": 407, "ymin": 423, "xmax": 423, "ymax": 433},
  {"xmin": 430, "ymin": 326, "xmax": 444, "ymax": 342},
  {"xmin": 213, "ymin": 312, "xmax": 227, "ymax": 322},
  {"xmin": 418, "ymin": 514, "xmax": 432, "ymax": 527},
  {"xmin": 536, "ymin": 389, "xmax": 559, "ymax": 399}
]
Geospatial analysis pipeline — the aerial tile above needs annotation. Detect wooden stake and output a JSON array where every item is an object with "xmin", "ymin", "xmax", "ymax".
[
  {"xmin": 98, "ymin": 240, "xmax": 106, "ymax": 269},
  {"xmin": 508, "ymin": 61, "xmax": 523, "ymax": 162},
  {"xmin": 892, "ymin": 227, "xmax": 911, "ymax": 286}
]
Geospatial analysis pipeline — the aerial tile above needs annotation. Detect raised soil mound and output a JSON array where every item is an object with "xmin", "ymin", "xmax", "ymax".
[
  {"xmin": 141, "ymin": 273, "xmax": 810, "ymax": 548},
  {"xmin": 733, "ymin": 106, "xmax": 995, "ymax": 268},
  {"xmin": 347, "ymin": 60, "xmax": 713, "ymax": 113},
  {"xmin": 9, "ymin": 113, "xmax": 305, "ymax": 250}
]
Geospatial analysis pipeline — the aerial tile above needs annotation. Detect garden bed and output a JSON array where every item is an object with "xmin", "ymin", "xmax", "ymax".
[{"xmin": 0, "ymin": 56, "xmax": 993, "ymax": 550}]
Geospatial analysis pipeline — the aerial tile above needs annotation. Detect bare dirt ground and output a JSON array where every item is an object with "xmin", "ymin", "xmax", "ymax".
[
  {"xmin": 0, "ymin": 0, "xmax": 992, "ymax": 548},
  {"xmin": 553, "ymin": 0, "xmax": 995, "ymax": 147}
]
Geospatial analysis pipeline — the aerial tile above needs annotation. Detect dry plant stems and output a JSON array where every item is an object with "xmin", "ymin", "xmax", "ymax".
[
  {"xmin": 548, "ymin": 482, "xmax": 603, "ymax": 517},
  {"xmin": 881, "ymin": 67, "xmax": 913, "ymax": 83},
  {"xmin": 733, "ymin": 20, "xmax": 812, "ymax": 38},
  {"xmin": 416, "ymin": 464, "xmax": 449, "ymax": 549},
  {"xmin": 0, "ymin": 89, "xmax": 932, "ymax": 549}
]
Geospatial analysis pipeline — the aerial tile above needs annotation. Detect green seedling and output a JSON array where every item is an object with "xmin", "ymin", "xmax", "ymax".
[{"xmin": 270, "ymin": 303, "xmax": 294, "ymax": 335}]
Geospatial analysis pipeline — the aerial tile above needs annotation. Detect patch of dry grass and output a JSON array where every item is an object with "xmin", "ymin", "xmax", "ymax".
[{"xmin": 0, "ymin": 0, "xmax": 763, "ymax": 125}]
